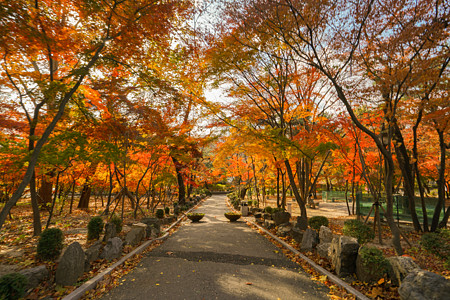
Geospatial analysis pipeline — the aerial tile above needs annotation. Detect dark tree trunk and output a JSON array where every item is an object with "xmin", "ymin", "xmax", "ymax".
[
  {"xmin": 30, "ymin": 172, "xmax": 42, "ymax": 236},
  {"xmin": 78, "ymin": 183, "xmax": 91, "ymax": 209},
  {"xmin": 39, "ymin": 176, "xmax": 53, "ymax": 207},
  {"xmin": 284, "ymin": 159, "xmax": 307, "ymax": 223},
  {"xmin": 431, "ymin": 129, "xmax": 446, "ymax": 231},
  {"xmin": 392, "ymin": 123, "xmax": 422, "ymax": 231},
  {"xmin": 171, "ymin": 156, "xmax": 186, "ymax": 205}
]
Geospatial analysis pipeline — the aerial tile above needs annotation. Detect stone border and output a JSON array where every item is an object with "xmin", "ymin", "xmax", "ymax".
[
  {"xmin": 63, "ymin": 200, "xmax": 205, "ymax": 300},
  {"xmin": 225, "ymin": 197, "xmax": 369, "ymax": 300}
]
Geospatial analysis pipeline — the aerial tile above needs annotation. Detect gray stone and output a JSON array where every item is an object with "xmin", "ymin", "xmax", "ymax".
[
  {"xmin": 317, "ymin": 243, "xmax": 331, "ymax": 259},
  {"xmin": 19, "ymin": 265, "xmax": 48, "ymax": 291},
  {"xmin": 251, "ymin": 207, "xmax": 263, "ymax": 215},
  {"xmin": 329, "ymin": 236, "xmax": 359, "ymax": 277},
  {"xmin": 319, "ymin": 226, "xmax": 333, "ymax": 243},
  {"xmin": 264, "ymin": 220, "xmax": 276, "ymax": 230},
  {"xmin": 254, "ymin": 212, "xmax": 263, "ymax": 219},
  {"xmin": 56, "ymin": 242, "xmax": 85, "ymax": 286},
  {"xmin": 399, "ymin": 269, "xmax": 450, "ymax": 300},
  {"xmin": 290, "ymin": 227, "xmax": 304, "ymax": 244},
  {"xmin": 388, "ymin": 256, "xmax": 420, "ymax": 286},
  {"xmin": 272, "ymin": 211, "xmax": 291, "ymax": 226},
  {"xmin": 100, "ymin": 237, "xmax": 123, "ymax": 260},
  {"xmin": 84, "ymin": 240, "xmax": 102, "ymax": 271},
  {"xmin": 141, "ymin": 218, "xmax": 161, "ymax": 230},
  {"xmin": 277, "ymin": 224, "xmax": 292, "ymax": 237},
  {"xmin": 132, "ymin": 222, "xmax": 147, "ymax": 231},
  {"xmin": 103, "ymin": 223, "xmax": 117, "ymax": 242},
  {"xmin": 125, "ymin": 226, "xmax": 145, "ymax": 246},
  {"xmin": 300, "ymin": 228, "xmax": 319, "ymax": 252},
  {"xmin": 263, "ymin": 213, "xmax": 272, "ymax": 220},
  {"xmin": 295, "ymin": 216, "xmax": 308, "ymax": 230}
]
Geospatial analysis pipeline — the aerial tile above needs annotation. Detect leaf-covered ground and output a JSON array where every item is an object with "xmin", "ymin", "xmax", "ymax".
[{"xmin": 0, "ymin": 198, "xmax": 185, "ymax": 299}]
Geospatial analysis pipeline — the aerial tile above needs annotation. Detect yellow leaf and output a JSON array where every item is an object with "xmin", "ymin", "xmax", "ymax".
[{"xmin": 377, "ymin": 278, "xmax": 385, "ymax": 285}]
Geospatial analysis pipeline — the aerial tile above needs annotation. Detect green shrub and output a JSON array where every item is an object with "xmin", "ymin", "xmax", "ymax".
[
  {"xmin": 110, "ymin": 214, "xmax": 123, "ymax": 233},
  {"xmin": 358, "ymin": 246, "xmax": 390, "ymax": 280},
  {"xmin": 87, "ymin": 216, "xmax": 104, "ymax": 240},
  {"xmin": 343, "ymin": 219, "xmax": 374, "ymax": 244},
  {"xmin": 0, "ymin": 273, "xmax": 28, "ymax": 300},
  {"xmin": 164, "ymin": 207, "xmax": 170, "ymax": 215},
  {"xmin": 264, "ymin": 206, "xmax": 273, "ymax": 214},
  {"xmin": 272, "ymin": 207, "xmax": 284, "ymax": 213},
  {"xmin": 421, "ymin": 229, "xmax": 450, "ymax": 260},
  {"xmin": 247, "ymin": 200, "xmax": 253, "ymax": 206},
  {"xmin": 156, "ymin": 209, "xmax": 164, "ymax": 218},
  {"xmin": 308, "ymin": 216, "xmax": 329, "ymax": 230},
  {"xmin": 37, "ymin": 228, "xmax": 64, "ymax": 260}
]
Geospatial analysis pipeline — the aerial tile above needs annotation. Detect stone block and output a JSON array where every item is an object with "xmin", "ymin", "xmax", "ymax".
[
  {"xmin": 301, "ymin": 228, "xmax": 319, "ymax": 252},
  {"xmin": 103, "ymin": 223, "xmax": 117, "ymax": 242},
  {"xmin": 319, "ymin": 226, "xmax": 333, "ymax": 243},
  {"xmin": 388, "ymin": 256, "xmax": 420, "ymax": 286},
  {"xmin": 125, "ymin": 226, "xmax": 145, "ymax": 246},
  {"xmin": 56, "ymin": 242, "xmax": 85, "ymax": 286},
  {"xmin": 290, "ymin": 227, "xmax": 304, "ymax": 244},
  {"xmin": 272, "ymin": 211, "xmax": 291, "ymax": 226},
  {"xmin": 399, "ymin": 269, "xmax": 450, "ymax": 300},
  {"xmin": 100, "ymin": 237, "xmax": 123, "ymax": 260},
  {"xmin": 330, "ymin": 236, "xmax": 359, "ymax": 277},
  {"xmin": 317, "ymin": 243, "xmax": 331, "ymax": 259},
  {"xmin": 19, "ymin": 265, "xmax": 48, "ymax": 291}
]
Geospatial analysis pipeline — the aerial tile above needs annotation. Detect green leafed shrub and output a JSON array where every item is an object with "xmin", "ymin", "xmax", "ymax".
[
  {"xmin": 110, "ymin": 214, "xmax": 123, "ymax": 233},
  {"xmin": 87, "ymin": 216, "xmax": 104, "ymax": 240},
  {"xmin": 0, "ymin": 273, "xmax": 28, "ymax": 300},
  {"xmin": 359, "ymin": 246, "xmax": 390, "ymax": 280},
  {"xmin": 164, "ymin": 207, "xmax": 170, "ymax": 215},
  {"xmin": 343, "ymin": 219, "xmax": 374, "ymax": 244},
  {"xmin": 308, "ymin": 216, "xmax": 329, "ymax": 230},
  {"xmin": 264, "ymin": 206, "xmax": 273, "ymax": 214},
  {"xmin": 156, "ymin": 209, "xmax": 164, "ymax": 219},
  {"xmin": 421, "ymin": 229, "xmax": 450, "ymax": 260},
  {"xmin": 37, "ymin": 228, "xmax": 64, "ymax": 260}
]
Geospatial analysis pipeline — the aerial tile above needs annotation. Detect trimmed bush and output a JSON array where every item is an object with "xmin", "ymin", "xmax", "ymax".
[
  {"xmin": 37, "ymin": 228, "xmax": 64, "ymax": 260},
  {"xmin": 156, "ymin": 209, "xmax": 164, "ymax": 219},
  {"xmin": 343, "ymin": 219, "xmax": 374, "ymax": 244},
  {"xmin": 87, "ymin": 216, "xmax": 104, "ymax": 240},
  {"xmin": 110, "ymin": 214, "xmax": 123, "ymax": 233},
  {"xmin": 421, "ymin": 229, "xmax": 450, "ymax": 260},
  {"xmin": 358, "ymin": 246, "xmax": 390, "ymax": 280},
  {"xmin": 308, "ymin": 216, "xmax": 329, "ymax": 230},
  {"xmin": 164, "ymin": 207, "xmax": 170, "ymax": 215},
  {"xmin": 272, "ymin": 207, "xmax": 284, "ymax": 213},
  {"xmin": 264, "ymin": 206, "xmax": 273, "ymax": 214},
  {"xmin": 0, "ymin": 273, "xmax": 28, "ymax": 300}
]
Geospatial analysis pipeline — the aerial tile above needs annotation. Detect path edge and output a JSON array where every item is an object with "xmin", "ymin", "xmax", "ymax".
[{"xmin": 63, "ymin": 200, "xmax": 205, "ymax": 300}]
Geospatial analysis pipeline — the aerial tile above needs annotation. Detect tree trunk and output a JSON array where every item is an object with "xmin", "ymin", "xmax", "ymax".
[
  {"xmin": 30, "ymin": 172, "xmax": 42, "ymax": 236},
  {"xmin": 284, "ymin": 159, "xmax": 307, "ymax": 223},
  {"xmin": 171, "ymin": 156, "xmax": 186, "ymax": 205},
  {"xmin": 78, "ymin": 183, "xmax": 91, "ymax": 209},
  {"xmin": 392, "ymin": 123, "xmax": 422, "ymax": 231},
  {"xmin": 431, "ymin": 129, "xmax": 446, "ymax": 231},
  {"xmin": 38, "ymin": 176, "xmax": 53, "ymax": 207}
]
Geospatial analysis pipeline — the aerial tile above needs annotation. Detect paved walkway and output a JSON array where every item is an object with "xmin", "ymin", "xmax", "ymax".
[{"xmin": 100, "ymin": 195, "xmax": 328, "ymax": 300}]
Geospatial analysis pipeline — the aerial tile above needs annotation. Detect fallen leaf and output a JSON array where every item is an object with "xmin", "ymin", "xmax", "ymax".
[{"xmin": 246, "ymin": 282, "xmax": 252, "ymax": 285}]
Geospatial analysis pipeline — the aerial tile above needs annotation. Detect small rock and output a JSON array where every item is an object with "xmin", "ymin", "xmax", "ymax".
[
  {"xmin": 399, "ymin": 269, "xmax": 450, "ymax": 300},
  {"xmin": 317, "ymin": 243, "xmax": 331, "ymax": 259},
  {"xmin": 319, "ymin": 226, "xmax": 333, "ymax": 243},
  {"xmin": 100, "ymin": 237, "xmax": 123, "ymax": 260},
  {"xmin": 56, "ymin": 242, "xmax": 85, "ymax": 286},
  {"xmin": 272, "ymin": 211, "xmax": 291, "ymax": 226},
  {"xmin": 103, "ymin": 223, "xmax": 117, "ymax": 242},
  {"xmin": 125, "ymin": 227, "xmax": 145, "ymax": 246},
  {"xmin": 290, "ymin": 227, "xmax": 304, "ymax": 244},
  {"xmin": 264, "ymin": 220, "xmax": 276, "ymax": 230},
  {"xmin": 277, "ymin": 224, "xmax": 292, "ymax": 237},
  {"xmin": 19, "ymin": 265, "xmax": 48, "ymax": 291},
  {"xmin": 388, "ymin": 256, "xmax": 420, "ymax": 286},
  {"xmin": 84, "ymin": 240, "xmax": 102, "ymax": 272},
  {"xmin": 301, "ymin": 228, "xmax": 319, "ymax": 252}
]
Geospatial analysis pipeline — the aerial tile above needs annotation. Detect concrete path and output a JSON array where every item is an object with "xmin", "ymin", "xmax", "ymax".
[{"xmin": 100, "ymin": 195, "xmax": 329, "ymax": 300}]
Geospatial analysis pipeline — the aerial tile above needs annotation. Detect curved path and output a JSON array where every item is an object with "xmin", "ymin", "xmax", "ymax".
[{"xmin": 100, "ymin": 195, "xmax": 328, "ymax": 299}]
